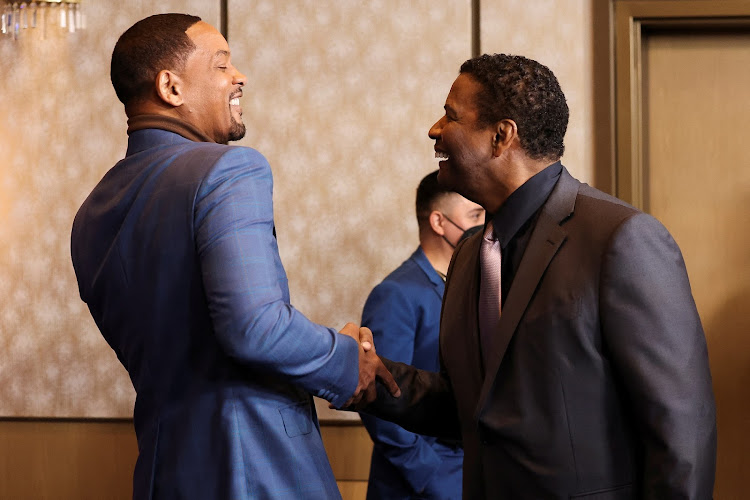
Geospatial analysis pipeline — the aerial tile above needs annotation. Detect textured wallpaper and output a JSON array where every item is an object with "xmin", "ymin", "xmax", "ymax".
[
  {"xmin": 481, "ymin": 0, "xmax": 595, "ymax": 184},
  {"xmin": 0, "ymin": 0, "xmax": 597, "ymax": 417},
  {"xmin": 228, "ymin": 0, "xmax": 472, "ymax": 422},
  {"xmin": 0, "ymin": 2, "xmax": 221, "ymax": 417},
  {"xmin": 228, "ymin": 0, "xmax": 472, "ymax": 331}
]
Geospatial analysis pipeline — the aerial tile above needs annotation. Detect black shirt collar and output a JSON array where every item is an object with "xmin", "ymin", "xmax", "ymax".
[{"xmin": 490, "ymin": 161, "xmax": 563, "ymax": 247}]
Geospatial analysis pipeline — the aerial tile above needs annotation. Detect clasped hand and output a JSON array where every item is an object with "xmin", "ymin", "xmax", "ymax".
[{"xmin": 335, "ymin": 323, "xmax": 400, "ymax": 409}]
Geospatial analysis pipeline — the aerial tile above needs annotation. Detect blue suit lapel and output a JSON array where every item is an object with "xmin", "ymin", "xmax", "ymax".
[{"xmin": 475, "ymin": 169, "xmax": 580, "ymax": 416}]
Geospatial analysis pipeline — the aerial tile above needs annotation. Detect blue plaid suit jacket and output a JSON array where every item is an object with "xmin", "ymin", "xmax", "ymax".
[{"xmin": 71, "ymin": 128, "xmax": 358, "ymax": 499}]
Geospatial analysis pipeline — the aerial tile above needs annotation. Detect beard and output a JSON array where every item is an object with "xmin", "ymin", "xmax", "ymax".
[{"xmin": 226, "ymin": 116, "xmax": 246, "ymax": 143}]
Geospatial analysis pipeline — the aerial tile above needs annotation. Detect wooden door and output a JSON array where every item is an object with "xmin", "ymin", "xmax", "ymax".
[
  {"xmin": 642, "ymin": 28, "xmax": 750, "ymax": 498},
  {"xmin": 615, "ymin": 3, "xmax": 750, "ymax": 497}
]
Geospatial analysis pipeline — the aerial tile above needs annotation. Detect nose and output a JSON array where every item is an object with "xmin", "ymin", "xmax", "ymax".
[
  {"xmin": 234, "ymin": 68, "xmax": 247, "ymax": 87},
  {"xmin": 428, "ymin": 116, "xmax": 445, "ymax": 139}
]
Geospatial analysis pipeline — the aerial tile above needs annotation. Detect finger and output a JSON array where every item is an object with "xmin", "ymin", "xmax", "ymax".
[
  {"xmin": 350, "ymin": 389, "xmax": 363, "ymax": 407},
  {"xmin": 376, "ymin": 362, "xmax": 401, "ymax": 398},
  {"xmin": 358, "ymin": 327, "xmax": 374, "ymax": 352},
  {"xmin": 338, "ymin": 322, "xmax": 359, "ymax": 338},
  {"xmin": 363, "ymin": 379, "xmax": 378, "ymax": 405}
]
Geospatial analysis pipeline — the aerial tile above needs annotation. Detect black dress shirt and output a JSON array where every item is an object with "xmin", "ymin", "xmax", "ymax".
[{"xmin": 488, "ymin": 161, "xmax": 563, "ymax": 304}]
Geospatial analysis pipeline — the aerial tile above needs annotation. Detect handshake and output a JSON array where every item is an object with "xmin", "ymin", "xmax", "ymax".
[{"xmin": 336, "ymin": 323, "xmax": 401, "ymax": 409}]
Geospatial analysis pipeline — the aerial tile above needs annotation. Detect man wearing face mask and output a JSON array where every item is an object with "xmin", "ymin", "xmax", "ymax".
[{"xmin": 358, "ymin": 170, "xmax": 484, "ymax": 500}]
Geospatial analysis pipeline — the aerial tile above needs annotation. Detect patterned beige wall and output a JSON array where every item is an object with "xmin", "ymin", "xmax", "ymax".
[
  {"xmin": 228, "ymin": 0, "xmax": 472, "ymax": 332},
  {"xmin": 0, "ymin": 1, "xmax": 599, "ymax": 418},
  {"xmin": 0, "ymin": 1, "xmax": 471, "ymax": 417},
  {"xmin": 480, "ymin": 0, "xmax": 596, "ymax": 183},
  {"xmin": 227, "ymin": 0, "xmax": 473, "ymax": 421},
  {"xmin": 0, "ymin": 2, "xmax": 221, "ymax": 417}
]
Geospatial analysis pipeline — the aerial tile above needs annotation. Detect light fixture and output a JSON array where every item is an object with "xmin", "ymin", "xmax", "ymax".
[{"xmin": 1, "ymin": 1, "xmax": 85, "ymax": 40}]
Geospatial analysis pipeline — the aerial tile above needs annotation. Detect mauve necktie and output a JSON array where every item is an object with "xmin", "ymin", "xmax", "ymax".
[{"xmin": 479, "ymin": 221, "xmax": 501, "ymax": 367}]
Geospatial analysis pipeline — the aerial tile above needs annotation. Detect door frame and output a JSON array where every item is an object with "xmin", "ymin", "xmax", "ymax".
[{"xmin": 614, "ymin": 0, "xmax": 750, "ymax": 209}]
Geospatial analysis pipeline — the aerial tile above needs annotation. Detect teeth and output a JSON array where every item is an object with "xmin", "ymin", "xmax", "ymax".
[
  {"xmin": 230, "ymin": 98, "xmax": 240, "ymax": 106},
  {"xmin": 435, "ymin": 152, "xmax": 449, "ymax": 159}
]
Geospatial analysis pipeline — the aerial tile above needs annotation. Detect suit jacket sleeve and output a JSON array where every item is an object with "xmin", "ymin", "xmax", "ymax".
[
  {"xmin": 600, "ymin": 212, "xmax": 717, "ymax": 499},
  {"xmin": 193, "ymin": 147, "xmax": 359, "ymax": 408},
  {"xmin": 359, "ymin": 280, "xmax": 445, "ymax": 494},
  {"xmin": 360, "ymin": 356, "xmax": 461, "ymax": 442}
]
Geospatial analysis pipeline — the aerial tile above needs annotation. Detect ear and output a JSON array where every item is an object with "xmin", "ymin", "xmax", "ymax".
[
  {"xmin": 155, "ymin": 70, "xmax": 184, "ymax": 107},
  {"xmin": 428, "ymin": 210, "xmax": 446, "ymax": 236},
  {"xmin": 491, "ymin": 119, "xmax": 518, "ymax": 157}
]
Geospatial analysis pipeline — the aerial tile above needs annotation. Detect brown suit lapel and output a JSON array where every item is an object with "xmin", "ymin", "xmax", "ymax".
[
  {"xmin": 441, "ymin": 231, "xmax": 484, "ymax": 386},
  {"xmin": 474, "ymin": 169, "xmax": 581, "ymax": 417}
]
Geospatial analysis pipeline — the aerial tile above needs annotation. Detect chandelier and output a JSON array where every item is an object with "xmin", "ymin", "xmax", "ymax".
[{"xmin": 1, "ymin": 1, "xmax": 84, "ymax": 39}]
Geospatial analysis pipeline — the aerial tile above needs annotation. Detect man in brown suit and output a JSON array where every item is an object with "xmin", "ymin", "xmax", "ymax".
[{"xmin": 358, "ymin": 53, "xmax": 716, "ymax": 499}]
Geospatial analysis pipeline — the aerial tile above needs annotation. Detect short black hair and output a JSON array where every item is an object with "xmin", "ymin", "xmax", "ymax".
[
  {"xmin": 416, "ymin": 170, "xmax": 454, "ymax": 227},
  {"xmin": 111, "ymin": 13, "xmax": 202, "ymax": 106},
  {"xmin": 460, "ymin": 54, "xmax": 569, "ymax": 161}
]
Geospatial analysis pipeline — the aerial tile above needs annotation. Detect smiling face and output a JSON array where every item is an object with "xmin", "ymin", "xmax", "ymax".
[
  {"xmin": 428, "ymin": 73, "xmax": 498, "ymax": 207},
  {"xmin": 179, "ymin": 21, "xmax": 247, "ymax": 144}
]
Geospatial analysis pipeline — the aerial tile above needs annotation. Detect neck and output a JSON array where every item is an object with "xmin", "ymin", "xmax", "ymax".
[
  {"xmin": 483, "ymin": 153, "xmax": 557, "ymax": 213},
  {"xmin": 127, "ymin": 114, "xmax": 214, "ymax": 143},
  {"xmin": 421, "ymin": 239, "xmax": 453, "ymax": 277},
  {"xmin": 126, "ymin": 100, "xmax": 214, "ymax": 143}
]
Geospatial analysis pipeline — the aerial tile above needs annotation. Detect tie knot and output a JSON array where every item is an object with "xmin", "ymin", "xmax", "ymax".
[{"xmin": 483, "ymin": 221, "xmax": 497, "ymax": 242}]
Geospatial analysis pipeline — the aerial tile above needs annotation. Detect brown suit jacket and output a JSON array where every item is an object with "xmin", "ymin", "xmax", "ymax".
[{"xmin": 367, "ymin": 168, "xmax": 716, "ymax": 499}]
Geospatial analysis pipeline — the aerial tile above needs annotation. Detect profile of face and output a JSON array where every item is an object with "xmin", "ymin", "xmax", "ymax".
[
  {"xmin": 428, "ymin": 73, "xmax": 497, "ymax": 203},
  {"xmin": 180, "ymin": 21, "xmax": 247, "ymax": 144},
  {"xmin": 436, "ymin": 193, "xmax": 485, "ymax": 248}
]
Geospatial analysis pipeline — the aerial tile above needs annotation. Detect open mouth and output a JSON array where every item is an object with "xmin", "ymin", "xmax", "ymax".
[
  {"xmin": 435, "ymin": 151, "xmax": 449, "ymax": 160},
  {"xmin": 229, "ymin": 96, "xmax": 242, "ymax": 116}
]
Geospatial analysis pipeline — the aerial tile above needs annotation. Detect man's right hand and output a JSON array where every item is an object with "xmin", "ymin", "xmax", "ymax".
[{"xmin": 336, "ymin": 323, "xmax": 400, "ymax": 408}]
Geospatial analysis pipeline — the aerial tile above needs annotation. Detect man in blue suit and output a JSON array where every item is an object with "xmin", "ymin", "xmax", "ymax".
[
  {"xmin": 359, "ymin": 171, "xmax": 484, "ymax": 499},
  {"xmin": 70, "ymin": 14, "xmax": 397, "ymax": 499}
]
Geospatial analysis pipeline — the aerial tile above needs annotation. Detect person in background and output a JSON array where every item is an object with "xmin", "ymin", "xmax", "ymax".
[
  {"xmin": 70, "ymin": 13, "xmax": 396, "ymax": 500},
  {"xmin": 357, "ymin": 53, "xmax": 716, "ymax": 499},
  {"xmin": 358, "ymin": 170, "xmax": 483, "ymax": 499}
]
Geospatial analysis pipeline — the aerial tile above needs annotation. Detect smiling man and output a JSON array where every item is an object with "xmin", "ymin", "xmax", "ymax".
[
  {"xmin": 358, "ymin": 54, "xmax": 716, "ymax": 499},
  {"xmin": 71, "ymin": 13, "xmax": 397, "ymax": 500}
]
